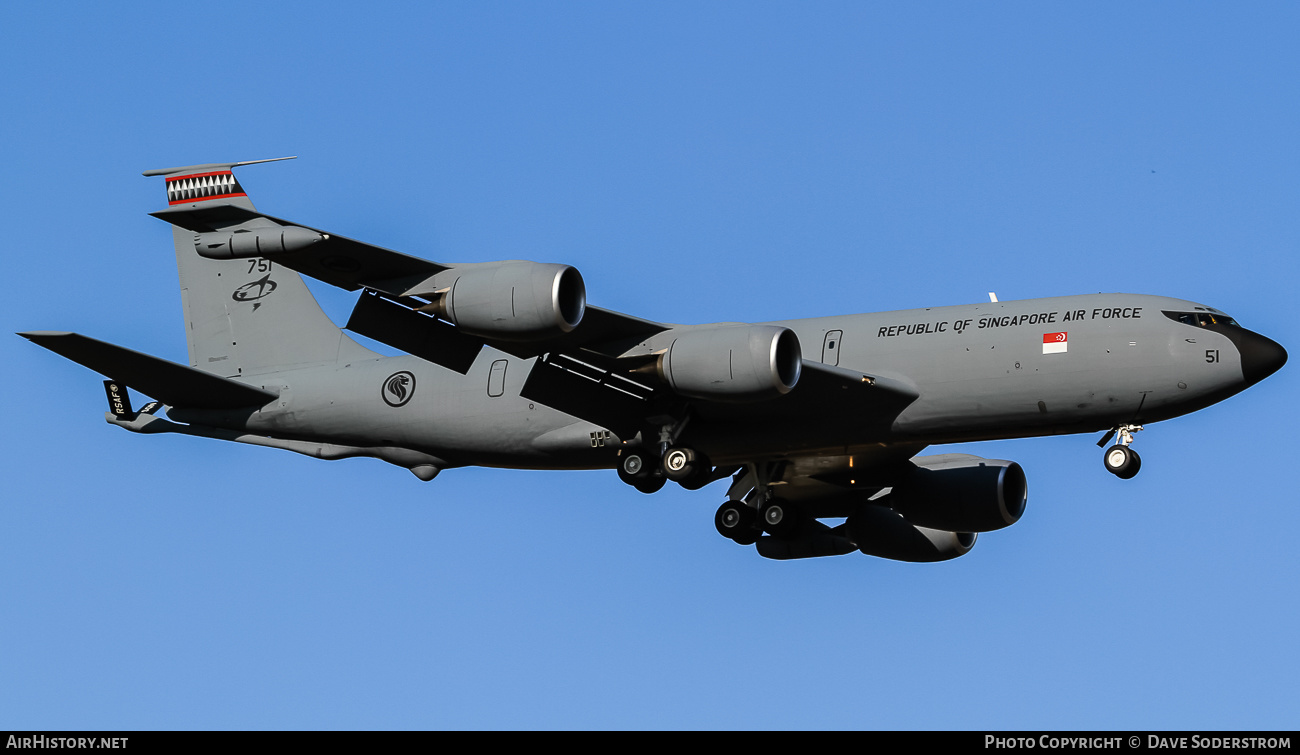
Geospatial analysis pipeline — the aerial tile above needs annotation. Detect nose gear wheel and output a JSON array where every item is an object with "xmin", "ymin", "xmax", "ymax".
[{"xmin": 1099, "ymin": 424, "xmax": 1143, "ymax": 479}]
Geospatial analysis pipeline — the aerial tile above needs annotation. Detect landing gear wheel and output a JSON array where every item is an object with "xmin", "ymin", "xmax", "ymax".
[
  {"xmin": 633, "ymin": 476, "xmax": 666, "ymax": 494},
  {"xmin": 679, "ymin": 472, "xmax": 713, "ymax": 491},
  {"xmin": 617, "ymin": 451, "xmax": 654, "ymax": 485},
  {"xmin": 714, "ymin": 500, "xmax": 759, "ymax": 545},
  {"xmin": 760, "ymin": 497, "xmax": 803, "ymax": 539},
  {"xmin": 675, "ymin": 451, "xmax": 715, "ymax": 490},
  {"xmin": 662, "ymin": 447, "xmax": 698, "ymax": 482},
  {"xmin": 619, "ymin": 451, "xmax": 665, "ymax": 493},
  {"xmin": 1103, "ymin": 445, "xmax": 1142, "ymax": 479},
  {"xmin": 1127, "ymin": 450, "xmax": 1142, "ymax": 479}
]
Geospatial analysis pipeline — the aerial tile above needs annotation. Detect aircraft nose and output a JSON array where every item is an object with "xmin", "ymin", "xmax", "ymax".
[{"xmin": 1237, "ymin": 329, "xmax": 1287, "ymax": 386}]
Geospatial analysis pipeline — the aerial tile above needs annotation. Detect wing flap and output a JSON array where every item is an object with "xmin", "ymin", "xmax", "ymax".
[
  {"xmin": 345, "ymin": 293, "xmax": 484, "ymax": 374},
  {"xmin": 20, "ymin": 332, "xmax": 277, "ymax": 410},
  {"xmin": 513, "ymin": 356, "xmax": 921, "ymax": 453},
  {"xmin": 520, "ymin": 353, "xmax": 656, "ymax": 439},
  {"xmin": 346, "ymin": 292, "xmax": 668, "ymax": 367}
]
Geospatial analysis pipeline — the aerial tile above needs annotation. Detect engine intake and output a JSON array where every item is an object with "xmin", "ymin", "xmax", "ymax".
[{"xmin": 658, "ymin": 325, "xmax": 802, "ymax": 402}]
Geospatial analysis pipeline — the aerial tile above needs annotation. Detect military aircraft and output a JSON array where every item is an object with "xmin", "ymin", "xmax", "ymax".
[{"xmin": 21, "ymin": 157, "xmax": 1287, "ymax": 563}]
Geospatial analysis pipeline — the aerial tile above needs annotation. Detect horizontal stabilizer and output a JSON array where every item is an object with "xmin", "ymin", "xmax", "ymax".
[
  {"xmin": 19, "ymin": 332, "xmax": 277, "ymax": 410},
  {"xmin": 141, "ymin": 156, "xmax": 297, "ymax": 178}
]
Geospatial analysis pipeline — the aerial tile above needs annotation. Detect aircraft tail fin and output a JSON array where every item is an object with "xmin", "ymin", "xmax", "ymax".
[{"xmin": 142, "ymin": 158, "xmax": 376, "ymax": 378}]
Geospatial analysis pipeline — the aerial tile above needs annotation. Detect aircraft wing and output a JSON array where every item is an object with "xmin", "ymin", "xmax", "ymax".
[
  {"xmin": 520, "ymin": 353, "xmax": 919, "ymax": 442},
  {"xmin": 151, "ymin": 205, "xmax": 446, "ymax": 293},
  {"xmin": 152, "ymin": 206, "xmax": 671, "ymax": 363},
  {"xmin": 343, "ymin": 291, "xmax": 668, "ymax": 372},
  {"xmin": 696, "ymin": 360, "xmax": 918, "ymax": 429}
]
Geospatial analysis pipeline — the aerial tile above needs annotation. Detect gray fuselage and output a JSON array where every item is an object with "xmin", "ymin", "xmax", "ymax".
[{"xmin": 175, "ymin": 292, "xmax": 1279, "ymax": 470}]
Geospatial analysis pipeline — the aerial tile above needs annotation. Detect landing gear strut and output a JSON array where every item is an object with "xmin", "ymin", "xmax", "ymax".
[
  {"xmin": 617, "ymin": 409, "xmax": 721, "ymax": 492},
  {"xmin": 714, "ymin": 461, "xmax": 802, "ymax": 544},
  {"xmin": 1099, "ymin": 424, "xmax": 1143, "ymax": 479}
]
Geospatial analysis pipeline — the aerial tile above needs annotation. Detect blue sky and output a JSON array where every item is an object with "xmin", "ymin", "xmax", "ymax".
[{"xmin": 2, "ymin": 3, "xmax": 1297, "ymax": 729}]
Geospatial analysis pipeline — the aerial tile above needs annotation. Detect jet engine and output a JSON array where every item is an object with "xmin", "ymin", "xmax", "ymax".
[
  {"xmin": 658, "ymin": 325, "xmax": 802, "ymax": 401},
  {"xmin": 846, "ymin": 505, "xmax": 977, "ymax": 562},
  {"xmin": 886, "ymin": 455, "xmax": 1028, "ymax": 533},
  {"xmin": 424, "ymin": 261, "xmax": 587, "ymax": 341}
]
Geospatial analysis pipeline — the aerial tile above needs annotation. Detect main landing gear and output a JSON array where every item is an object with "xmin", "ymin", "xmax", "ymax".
[
  {"xmin": 714, "ymin": 462, "xmax": 802, "ymax": 545},
  {"xmin": 661, "ymin": 446, "xmax": 714, "ymax": 489},
  {"xmin": 616, "ymin": 415, "xmax": 718, "ymax": 492},
  {"xmin": 616, "ymin": 450, "xmax": 666, "ymax": 494},
  {"xmin": 1099, "ymin": 424, "xmax": 1143, "ymax": 480},
  {"xmin": 616, "ymin": 443, "xmax": 716, "ymax": 493},
  {"xmin": 714, "ymin": 498, "xmax": 803, "ymax": 543},
  {"xmin": 714, "ymin": 499, "xmax": 759, "ymax": 545}
]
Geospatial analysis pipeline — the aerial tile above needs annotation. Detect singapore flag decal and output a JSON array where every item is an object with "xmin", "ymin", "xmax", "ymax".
[{"xmin": 1043, "ymin": 331, "xmax": 1068, "ymax": 354}]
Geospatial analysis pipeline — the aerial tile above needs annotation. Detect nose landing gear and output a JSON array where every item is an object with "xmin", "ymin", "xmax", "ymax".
[{"xmin": 1099, "ymin": 424, "xmax": 1143, "ymax": 479}]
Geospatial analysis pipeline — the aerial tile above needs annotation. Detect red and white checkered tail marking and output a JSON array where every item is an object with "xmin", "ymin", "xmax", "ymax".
[
  {"xmin": 1042, "ymin": 331, "xmax": 1068, "ymax": 354},
  {"xmin": 166, "ymin": 171, "xmax": 246, "ymax": 205}
]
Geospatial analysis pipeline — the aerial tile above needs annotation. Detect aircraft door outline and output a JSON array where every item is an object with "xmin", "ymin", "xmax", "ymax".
[
  {"xmin": 822, "ymin": 330, "xmax": 843, "ymax": 366},
  {"xmin": 488, "ymin": 359, "xmax": 508, "ymax": 397}
]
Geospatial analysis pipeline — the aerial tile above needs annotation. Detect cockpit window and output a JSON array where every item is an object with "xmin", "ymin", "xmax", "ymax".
[{"xmin": 1163, "ymin": 310, "xmax": 1240, "ymax": 328}]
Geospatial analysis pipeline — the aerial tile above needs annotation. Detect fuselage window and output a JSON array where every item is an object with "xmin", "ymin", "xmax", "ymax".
[
  {"xmin": 1164, "ymin": 311, "xmax": 1241, "ymax": 328},
  {"xmin": 1197, "ymin": 313, "xmax": 1240, "ymax": 327}
]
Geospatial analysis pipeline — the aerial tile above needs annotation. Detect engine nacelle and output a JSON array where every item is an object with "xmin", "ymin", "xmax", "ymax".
[
  {"xmin": 194, "ymin": 225, "xmax": 324, "ymax": 259},
  {"xmin": 438, "ymin": 262, "xmax": 586, "ymax": 341},
  {"xmin": 658, "ymin": 325, "xmax": 802, "ymax": 402},
  {"xmin": 887, "ymin": 454, "xmax": 1028, "ymax": 533},
  {"xmin": 755, "ymin": 519, "xmax": 858, "ymax": 560},
  {"xmin": 846, "ymin": 505, "xmax": 977, "ymax": 562}
]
